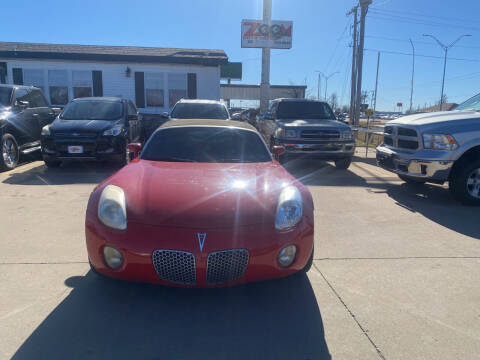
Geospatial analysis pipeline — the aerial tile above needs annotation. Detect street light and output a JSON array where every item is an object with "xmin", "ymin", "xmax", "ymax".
[
  {"xmin": 320, "ymin": 71, "xmax": 339, "ymax": 101},
  {"xmin": 423, "ymin": 34, "xmax": 471, "ymax": 111},
  {"xmin": 314, "ymin": 70, "xmax": 322, "ymax": 100}
]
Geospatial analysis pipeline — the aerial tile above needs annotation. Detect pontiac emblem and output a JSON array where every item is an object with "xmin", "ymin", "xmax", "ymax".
[{"xmin": 197, "ymin": 233, "xmax": 206, "ymax": 252}]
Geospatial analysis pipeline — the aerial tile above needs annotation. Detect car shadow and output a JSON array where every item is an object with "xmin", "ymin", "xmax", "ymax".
[
  {"xmin": 12, "ymin": 272, "xmax": 331, "ymax": 360},
  {"xmin": 286, "ymin": 157, "xmax": 480, "ymax": 240},
  {"xmin": 2, "ymin": 161, "xmax": 119, "ymax": 186}
]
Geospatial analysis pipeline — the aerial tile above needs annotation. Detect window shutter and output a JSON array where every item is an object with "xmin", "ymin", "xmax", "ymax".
[
  {"xmin": 187, "ymin": 73, "xmax": 197, "ymax": 99},
  {"xmin": 135, "ymin": 72, "xmax": 145, "ymax": 108},
  {"xmin": 12, "ymin": 68, "xmax": 23, "ymax": 85},
  {"xmin": 92, "ymin": 71, "xmax": 103, "ymax": 97}
]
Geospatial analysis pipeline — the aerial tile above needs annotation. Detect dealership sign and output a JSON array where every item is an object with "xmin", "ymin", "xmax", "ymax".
[{"xmin": 241, "ymin": 19, "xmax": 293, "ymax": 49}]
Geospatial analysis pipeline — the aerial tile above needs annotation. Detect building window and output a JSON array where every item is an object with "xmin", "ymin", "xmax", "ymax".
[
  {"xmin": 72, "ymin": 70, "xmax": 92, "ymax": 98},
  {"xmin": 145, "ymin": 72, "xmax": 164, "ymax": 107},
  {"xmin": 168, "ymin": 73, "xmax": 187, "ymax": 107},
  {"xmin": 48, "ymin": 70, "xmax": 69, "ymax": 105},
  {"xmin": 23, "ymin": 69, "xmax": 45, "ymax": 92}
]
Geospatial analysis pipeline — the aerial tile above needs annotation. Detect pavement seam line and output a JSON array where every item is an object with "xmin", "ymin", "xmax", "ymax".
[{"xmin": 313, "ymin": 262, "xmax": 387, "ymax": 360}]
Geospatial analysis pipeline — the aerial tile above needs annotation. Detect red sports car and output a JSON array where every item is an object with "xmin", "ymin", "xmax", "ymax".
[{"xmin": 86, "ymin": 119, "xmax": 314, "ymax": 287}]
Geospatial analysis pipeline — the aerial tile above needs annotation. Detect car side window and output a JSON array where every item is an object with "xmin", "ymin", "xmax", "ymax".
[
  {"xmin": 28, "ymin": 90, "xmax": 48, "ymax": 108},
  {"xmin": 127, "ymin": 101, "xmax": 137, "ymax": 116},
  {"xmin": 14, "ymin": 88, "xmax": 29, "ymax": 105}
]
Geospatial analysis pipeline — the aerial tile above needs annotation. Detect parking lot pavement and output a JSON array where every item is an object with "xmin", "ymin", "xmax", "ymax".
[{"xmin": 1, "ymin": 154, "xmax": 479, "ymax": 359}]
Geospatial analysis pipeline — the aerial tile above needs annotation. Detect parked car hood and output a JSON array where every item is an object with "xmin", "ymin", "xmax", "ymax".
[
  {"xmin": 91, "ymin": 159, "xmax": 306, "ymax": 229},
  {"xmin": 277, "ymin": 119, "xmax": 350, "ymax": 129},
  {"xmin": 50, "ymin": 118, "xmax": 119, "ymax": 133},
  {"xmin": 388, "ymin": 110, "xmax": 480, "ymax": 128}
]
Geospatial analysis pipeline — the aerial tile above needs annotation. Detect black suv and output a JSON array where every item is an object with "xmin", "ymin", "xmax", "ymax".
[
  {"xmin": 0, "ymin": 84, "xmax": 57, "ymax": 170},
  {"xmin": 41, "ymin": 97, "xmax": 142, "ymax": 167}
]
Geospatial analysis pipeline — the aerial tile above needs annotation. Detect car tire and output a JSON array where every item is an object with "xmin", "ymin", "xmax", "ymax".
[
  {"xmin": 44, "ymin": 159, "xmax": 61, "ymax": 168},
  {"xmin": 398, "ymin": 174, "xmax": 426, "ymax": 184},
  {"xmin": 119, "ymin": 140, "xmax": 130, "ymax": 167},
  {"xmin": 334, "ymin": 157, "xmax": 352, "ymax": 170},
  {"xmin": 449, "ymin": 159, "xmax": 480, "ymax": 206},
  {"xmin": 302, "ymin": 247, "xmax": 314, "ymax": 273},
  {"xmin": 0, "ymin": 133, "xmax": 19, "ymax": 171}
]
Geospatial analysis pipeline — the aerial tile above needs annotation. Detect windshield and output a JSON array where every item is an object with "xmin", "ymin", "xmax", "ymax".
[
  {"xmin": 170, "ymin": 103, "xmax": 229, "ymax": 120},
  {"xmin": 455, "ymin": 93, "xmax": 480, "ymax": 111},
  {"xmin": 60, "ymin": 101, "xmax": 123, "ymax": 120},
  {"xmin": 0, "ymin": 87, "xmax": 13, "ymax": 107},
  {"xmin": 141, "ymin": 127, "xmax": 271, "ymax": 163},
  {"xmin": 277, "ymin": 101, "xmax": 336, "ymax": 120}
]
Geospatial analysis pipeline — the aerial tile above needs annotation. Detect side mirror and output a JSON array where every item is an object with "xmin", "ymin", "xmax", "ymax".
[
  {"xmin": 272, "ymin": 145, "xmax": 286, "ymax": 160},
  {"xmin": 264, "ymin": 112, "xmax": 274, "ymax": 120},
  {"xmin": 16, "ymin": 100, "xmax": 29, "ymax": 110},
  {"xmin": 127, "ymin": 143, "xmax": 142, "ymax": 158},
  {"xmin": 160, "ymin": 112, "xmax": 169, "ymax": 119}
]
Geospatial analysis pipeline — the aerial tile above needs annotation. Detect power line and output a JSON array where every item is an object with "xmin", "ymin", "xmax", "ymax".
[
  {"xmin": 363, "ymin": 48, "xmax": 480, "ymax": 63},
  {"xmin": 365, "ymin": 35, "xmax": 480, "ymax": 50},
  {"xmin": 370, "ymin": 7, "xmax": 480, "ymax": 25}
]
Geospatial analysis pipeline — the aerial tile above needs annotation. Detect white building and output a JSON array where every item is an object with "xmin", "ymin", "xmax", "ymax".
[{"xmin": 0, "ymin": 41, "xmax": 227, "ymax": 114}]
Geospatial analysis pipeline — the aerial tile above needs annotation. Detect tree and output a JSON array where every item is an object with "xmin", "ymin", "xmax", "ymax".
[
  {"xmin": 438, "ymin": 93, "xmax": 448, "ymax": 105},
  {"xmin": 328, "ymin": 93, "xmax": 338, "ymax": 111}
]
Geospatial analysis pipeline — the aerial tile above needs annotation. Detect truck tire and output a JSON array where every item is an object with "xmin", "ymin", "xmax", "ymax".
[
  {"xmin": 449, "ymin": 159, "xmax": 480, "ymax": 206},
  {"xmin": 0, "ymin": 133, "xmax": 19, "ymax": 171},
  {"xmin": 398, "ymin": 174, "xmax": 426, "ymax": 184},
  {"xmin": 334, "ymin": 157, "xmax": 352, "ymax": 170}
]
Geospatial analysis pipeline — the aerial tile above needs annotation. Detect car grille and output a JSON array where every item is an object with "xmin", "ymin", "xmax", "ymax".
[
  {"xmin": 206, "ymin": 249, "xmax": 249, "ymax": 284},
  {"xmin": 152, "ymin": 250, "xmax": 196, "ymax": 285},
  {"xmin": 54, "ymin": 132, "xmax": 98, "ymax": 138},
  {"xmin": 301, "ymin": 129, "xmax": 340, "ymax": 139},
  {"xmin": 383, "ymin": 126, "xmax": 419, "ymax": 150}
]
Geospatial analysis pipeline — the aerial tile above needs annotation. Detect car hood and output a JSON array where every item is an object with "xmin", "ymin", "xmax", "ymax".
[
  {"xmin": 50, "ymin": 118, "xmax": 119, "ymax": 133},
  {"xmin": 277, "ymin": 119, "xmax": 350, "ymax": 129},
  {"xmin": 388, "ymin": 110, "xmax": 480, "ymax": 129},
  {"xmin": 92, "ymin": 159, "xmax": 303, "ymax": 229}
]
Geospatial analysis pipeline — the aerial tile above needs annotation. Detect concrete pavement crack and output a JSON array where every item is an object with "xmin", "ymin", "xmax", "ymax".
[{"xmin": 313, "ymin": 262, "xmax": 387, "ymax": 360}]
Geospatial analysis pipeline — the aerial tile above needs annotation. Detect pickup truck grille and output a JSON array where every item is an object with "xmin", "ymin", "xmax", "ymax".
[
  {"xmin": 301, "ymin": 129, "xmax": 340, "ymax": 139},
  {"xmin": 383, "ymin": 126, "xmax": 419, "ymax": 150}
]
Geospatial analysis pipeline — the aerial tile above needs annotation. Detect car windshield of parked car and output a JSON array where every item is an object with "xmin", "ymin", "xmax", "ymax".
[
  {"xmin": 60, "ymin": 101, "xmax": 123, "ymax": 120},
  {"xmin": 455, "ymin": 93, "xmax": 480, "ymax": 111},
  {"xmin": 141, "ymin": 127, "xmax": 271, "ymax": 163},
  {"xmin": 170, "ymin": 103, "xmax": 229, "ymax": 120},
  {"xmin": 0, "ymin": 87, "xmax": 13, "ymax": 107},
  {"xmin": 276, "ymin": 101, "xmax": 336, "ymax": 120}
]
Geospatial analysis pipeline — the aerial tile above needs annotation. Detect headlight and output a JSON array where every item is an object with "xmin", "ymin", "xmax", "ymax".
[
  {"xmin": 103, "ymin": 125, "xmax": 123, "ymax": 136},
  {"xmin": 275, "ymin": 186, "xmax": 302, "ymax": 231},
  {"xmin": 275, "ymin": 128, "xmax": 296, "ymax": 138},
  {"xmin": 341, "ymin": 130, "xmax": 354, "ymax": 140},
  {"xmin": 41, "ymin": 125, "xmax": 51, "ymax": 136},
  {"xmin": 98, "ymin": 185, "xmax": 127, "ymax": 230},
  {"xmin": 422, "ymin": 134, "xmax": 458, "ymax": 150}
]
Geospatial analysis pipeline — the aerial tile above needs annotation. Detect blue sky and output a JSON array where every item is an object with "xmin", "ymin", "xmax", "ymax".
[{"xmin": 1, "ymin": 0, "xmax": 479, "ymax": 111}]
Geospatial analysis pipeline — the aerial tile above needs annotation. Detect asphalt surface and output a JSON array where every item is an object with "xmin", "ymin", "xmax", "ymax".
[{"xmin": 1, "ymin": 150, "xmax": 479, "ymax": 360}]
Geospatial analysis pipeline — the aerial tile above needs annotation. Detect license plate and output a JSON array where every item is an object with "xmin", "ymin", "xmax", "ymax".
[{"xmin": 68, "ymin": 145, "xmax": 84, "ymax": 154}]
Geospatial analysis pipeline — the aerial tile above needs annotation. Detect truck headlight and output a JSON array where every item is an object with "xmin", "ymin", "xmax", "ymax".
[
  {"xmin": 103, "ymin": 125, "xmax": 123, "ymax": 136},
  {"xmin": 275, "ymin": 186, "xmax": 302, "ymax": 231},
  {"xmin": 98, "ymin": 185, "xmax": 127, "ymax": 230},
  {"xmin": 341, "ymin": 130, "xmax": 354, "ymax": 140},
  {"xmin": 41, "ymin": 125, "xmax": 51, "ymax": 136},
  {"xmin": 422, "ymin": 134, "xmax": 458, "ymax": 150},
  {"xmin": 275, "ymin": 128, "xmax": 296, "ymax": 138}
]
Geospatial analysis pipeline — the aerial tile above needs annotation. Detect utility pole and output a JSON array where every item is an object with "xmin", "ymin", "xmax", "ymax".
[
  {"xmin": 347, "ymin": 6, "xmax": 358, "ymax": 124},
  {"xmin": 373, "ymin": 51, "xmax": 380, "ymax": 116},
  {"xmin": 260, "ymin": 0, "xmax": 272, "ymax": 113},
  {"xmin": 423, "ymin": 33, "xmax": 471, "ymax": 111},
  {"xmin": 354, "ymin": 0, "xmax": 372, "ymax": 125},
  {"xmin": 409, "ymin": 39, "xmax": 415, "ymax": 113}
]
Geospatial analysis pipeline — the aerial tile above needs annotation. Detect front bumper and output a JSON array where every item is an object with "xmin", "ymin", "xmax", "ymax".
[
  {"xmin": 376, "ymin": 145, "xmax": 454, "ymax": 182},
  {"xmin": 85, "ymin": 214, "xmax": 314, "ymax": 287},
  {"xmin": 277, "ymin": 139, "xmax": 355, "ymax": 159},
  {"xmin": 41, "ymin": 135, "xmax": 125, "ymax": 161}
]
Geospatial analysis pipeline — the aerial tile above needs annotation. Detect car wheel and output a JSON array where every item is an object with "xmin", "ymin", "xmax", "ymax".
[
  {"xmin": 119, "ymin": 140, "xmax": 130, "ymax": 166},
  {"xmin": 449, "ymin": 160, "xmax": 480, "ymax": 206},
  {"xmin": 44, "ymin": 159, "xmax": 62, "ymax": 168},
  {"xmin": 0, "ymin": 133, "xmax": 19, "ymax": 171},
  {"xmin": 398, "ymin": 174, "xmax": 426, "ymax": 184},
  {"xmin": 302, "ymin": 247, "xmax": 314, "ymax": 273},
  {"xmin": 334, "ymin": 157, "xmax": 352, "ymax": 170}
]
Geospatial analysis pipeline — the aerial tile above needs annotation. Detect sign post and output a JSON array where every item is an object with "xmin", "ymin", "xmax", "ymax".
[{"xmin": 365, "ymin": 108, "xmax": 374, "ymax": 157}]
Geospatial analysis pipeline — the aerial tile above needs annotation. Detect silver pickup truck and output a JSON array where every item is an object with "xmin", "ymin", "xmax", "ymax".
[
  {"xmin": 376, "ymin": 93, "xmax": 480, "ymax": 205},
  {"xmin": 257, "ymin": 98, "xmax": 355, "ymax": 169}
]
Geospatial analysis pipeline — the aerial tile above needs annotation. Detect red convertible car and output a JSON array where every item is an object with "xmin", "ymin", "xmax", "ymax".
[{"xmin": 86, "ymin": 120, "xmax": 314, "ymax": 287}]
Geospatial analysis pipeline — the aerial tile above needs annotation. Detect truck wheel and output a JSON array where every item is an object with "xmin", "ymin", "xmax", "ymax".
[
  {"xmin": 1, "ymin": 134, "xmax": 19, "ymax": 171},
  {"xmin": 449, "ymin": 160, "xmax": 480, "ymax": 206},
  {"xmin": 398, "ymin": 174, "xmax": 426, "ymax": 184},
  {"xmin": 334, "ymin": 157, "xmax": 352, "ymax": 170}
]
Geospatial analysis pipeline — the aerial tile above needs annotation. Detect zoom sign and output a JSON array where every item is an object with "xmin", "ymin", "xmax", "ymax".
[{"xmin": 241, "ymin": 20, "xmax": 293, "ymax": 49}]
